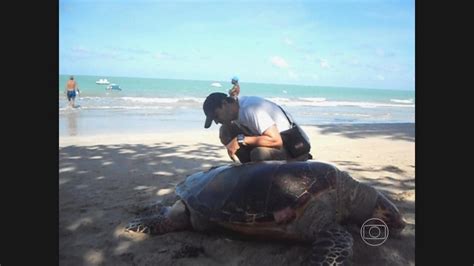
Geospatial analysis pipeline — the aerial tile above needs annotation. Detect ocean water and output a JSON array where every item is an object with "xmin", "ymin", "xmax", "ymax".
[{"xmin": 59, "ymin": 75, "xmax": 414, "ymax": 136}]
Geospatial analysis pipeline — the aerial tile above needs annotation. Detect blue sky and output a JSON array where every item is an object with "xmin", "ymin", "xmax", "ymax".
[{"xmin": 59, "ymin": 0, "xmax": 414, "ymax": 90}]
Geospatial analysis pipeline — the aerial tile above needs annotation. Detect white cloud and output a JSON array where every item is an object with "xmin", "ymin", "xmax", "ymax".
[
  {"xmin": 113, "ymin": 47, "xmax": 150, "ymax": 55},
  {"xmin": 375, "ymin": 48, "xmax": 395, "ymax": 57},
  {"xmin": 347, "ymin": 56, "xmax": 360, "ymax": 66},
  {"xmin": 288, "ymin": 70, "xmax": 299, "ymax": 80},
  {"xmin": 71, "ymin": 46, "xmax": 90, "ymax": 53},
  {"xmin": 270, "ymin": 56, "xmax": 289, "ymax": 68},
  {"xmin": 376, "ymin": 74, "xmax": 385, "ymax": 81},
  {"xmin": 320, "ymin": 59, "xmax": 330, "ymax": 69},
  {"xmin": 365, "ymin": 63, "xmax": 400, "ymax": 73},
  {"xmin": 363, "ymin": 10, "xmax": 412, "ymax": 21},
  {"xmin": 283, "ymin": 38, "xmax": 293, "ymax": 46},
  {"xmin": 375, "ymin": 48, "xmax": 385, "ymax": 57},
  {"xmin": 154, "ymin": 51, "xmax": 176, "ymax": 60},
  {"xmin": 69, "ymin": 46, "xmax": 96, "ymax": 59},
  {"xmin": 70, "ymin": 46, "xmax": 130, "ymax": 60},
  {"xmin": 304, "ymin": 53, "xmax": 319, "ymax": 62},
  {"xmin": 154, "ymin": 52, "xmax": 166, "ymax": 60}
]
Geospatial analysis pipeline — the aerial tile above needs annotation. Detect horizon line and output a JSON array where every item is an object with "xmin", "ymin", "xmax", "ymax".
[{"xmin": 59, "ymin": 73, "xmax": 414, "ymax": 92}]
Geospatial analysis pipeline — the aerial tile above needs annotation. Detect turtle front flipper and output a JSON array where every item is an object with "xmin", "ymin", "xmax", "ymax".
[{"xmin": 309, "ymin": 225, "xmax": 353, "ymax": 266}]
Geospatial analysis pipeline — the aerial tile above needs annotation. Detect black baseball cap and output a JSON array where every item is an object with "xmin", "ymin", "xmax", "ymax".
[{"xmin": 203, "ymin": 92, "xmax": 228, "ymax": 128}]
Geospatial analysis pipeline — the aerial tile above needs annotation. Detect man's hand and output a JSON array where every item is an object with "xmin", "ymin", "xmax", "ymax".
[{"xmin": 225, "ymin": 137, "xmax": 240, "ymax": 162}]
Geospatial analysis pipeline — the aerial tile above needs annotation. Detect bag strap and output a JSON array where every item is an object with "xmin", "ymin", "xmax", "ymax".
[{"xmin": 277, "ymin": 105, "xmax": 296, "ymax": 127}]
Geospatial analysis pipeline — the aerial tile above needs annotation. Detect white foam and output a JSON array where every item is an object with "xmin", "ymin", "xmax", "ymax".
[
  {"xmin": 121, "ymin": 97, "xmax": 179, "ymax": 103},
  {"xmin": 277, "ymin": 100, "xmax": 414, "ymax": 108},
  {"xmin": 266, "ymin": 96, "xmax": 413, "ymax": 108},
  {"xmin": 60, "ymin": 96, "xmax": 414, "ymax": 112},
  {"xmin": 390, "ymin": 98, "xmax": 414, "ymax": 104},
  {"xmin": 119, "ymin": 97, "xmax": 203, "ymax": 104},
  {"xmin": 267, "ymin": 97, "xmax": 293, "ymax": 103},
  {"xmin": 298, "ymin": 97, "xmax": 327, "ymax": 102},
  {"xmin": 75, "ymin": 105, "xmax": 175, "ymax": 110},
  {"xmin": 268, "ymin": 97, "xmax": 327, "ymax": 104}
]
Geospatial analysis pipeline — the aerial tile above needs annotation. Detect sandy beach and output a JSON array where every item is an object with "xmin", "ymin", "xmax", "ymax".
[{"xmin": 59, "ymin": 123, "xmax": 415, "ymax": 266}]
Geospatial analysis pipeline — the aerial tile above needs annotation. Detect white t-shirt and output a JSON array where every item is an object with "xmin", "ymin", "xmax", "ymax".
[{"xmin": 234, "ymin": 96, "xmax": 294, "ymax": 135}]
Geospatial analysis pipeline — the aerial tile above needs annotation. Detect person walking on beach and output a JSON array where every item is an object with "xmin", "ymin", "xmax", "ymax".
[
  {"xmin": 203, "ymin": 92, "xmax": 311, "ymax": 163},
  {"xmin": 65, "ymin": 75, "xmax": 80, "ymax": 108},
  {"xmin": 228, "ymin": 76, "xmax": 240, "ymax": 98}
]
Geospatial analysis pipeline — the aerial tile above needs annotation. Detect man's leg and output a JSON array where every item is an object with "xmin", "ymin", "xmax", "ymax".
[
  {"xmin": 249, "ymin": 146, "xmax": 289, "ymax": 162},
  {"xmin": 249, "ymin": 146, "xmax": 311, "ymax": 162},
  {"xmin": 289, "ymin": 153, "xmax": 312, "ymax": 161},
  {"xmin": 67, "ymin": 92, "xmax": 73, "ymax": 107}
]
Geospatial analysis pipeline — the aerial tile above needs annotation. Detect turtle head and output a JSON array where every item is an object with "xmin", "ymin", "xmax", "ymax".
[
  {"xmin": 370, "ymin": 191, "xmax": 406, "ymax": 235},
  {"xmin": 337, "ymin": 171, "xmax": 405, "ymax": 235}
]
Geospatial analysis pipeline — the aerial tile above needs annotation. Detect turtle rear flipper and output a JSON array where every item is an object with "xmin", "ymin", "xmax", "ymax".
[
  {"xmin": 125, "ymin": 200, "xmax": 191, "ymax": 235},
  {"xmin": 125, "ymin": 213, "xmax": 174, "ymax": 235},
  {"xmin": 309, "ymin": 226, "xmax": 353, "ymax": 266}
]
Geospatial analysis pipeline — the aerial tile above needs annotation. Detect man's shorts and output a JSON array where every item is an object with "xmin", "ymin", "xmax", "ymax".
[{"xmin": 67, "ymin": 90, "xmax": 76, "ymax": 101}]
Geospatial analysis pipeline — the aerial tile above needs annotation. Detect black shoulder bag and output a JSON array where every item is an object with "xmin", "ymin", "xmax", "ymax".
[{"xmin": 277, "ymin": 106, "xmax": 311, "ymax": 158}]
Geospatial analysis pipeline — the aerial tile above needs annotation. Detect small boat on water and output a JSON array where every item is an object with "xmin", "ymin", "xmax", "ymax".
[
  {"xmin": 211, "ymin": 82, "xmax": 222, "ymax": 88},
  {"xmin": 96, "ymin": 78, "xmax": 110, "ymax": 85},
  {"xmin": 106, "ymin": 83, "xmax": 121, "ymax": 91}
]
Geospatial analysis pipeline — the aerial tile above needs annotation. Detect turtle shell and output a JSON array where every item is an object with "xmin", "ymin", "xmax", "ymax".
[{"xmin": 175, "ymin": 160, "xmax": 338, "ymax": 224}]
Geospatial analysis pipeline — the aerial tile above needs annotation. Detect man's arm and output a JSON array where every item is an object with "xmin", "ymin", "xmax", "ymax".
[
  {"xmin": 225, "ymin": 124, "xmax": 283, "ymax": 161},
  {"xmin": 228, "ymin": 85, "xmax": 235, "ymax": 95},
  {"xmin": 238, "ymin": 125, "xmax": 283, "ymax": 149},
  {"xmin": 228, "ymin": 85, "xmax": 239, "ymax": 96}
]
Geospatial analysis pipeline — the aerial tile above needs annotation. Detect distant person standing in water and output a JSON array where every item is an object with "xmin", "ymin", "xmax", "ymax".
[
  {"xmin": 65, "ymin": 75, "xmax": 80, "ymax": 108},
  {"xmin": 228, "ymin": 76, "xmax": 240, "ymax": 98}
]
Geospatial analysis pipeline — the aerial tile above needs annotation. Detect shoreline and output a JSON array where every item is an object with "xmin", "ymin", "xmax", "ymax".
[{"xmin": 59, "ymin": 122, "xmax": 414, "ymax": 146}]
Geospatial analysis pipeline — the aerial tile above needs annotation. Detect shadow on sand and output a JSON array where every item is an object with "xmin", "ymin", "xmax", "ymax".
[
  {"xmin": 317, "ymin": 123, "xmax": 414, "ymax": 142},
  {"xmin": 59, "ymin": 142, "xmax": 414, "ymax": 266}
]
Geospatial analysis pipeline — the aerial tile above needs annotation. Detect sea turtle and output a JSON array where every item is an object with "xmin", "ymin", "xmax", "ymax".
[{"xmin": 125, "ymin": 160, "xmax": 405, "ymax": 265}]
